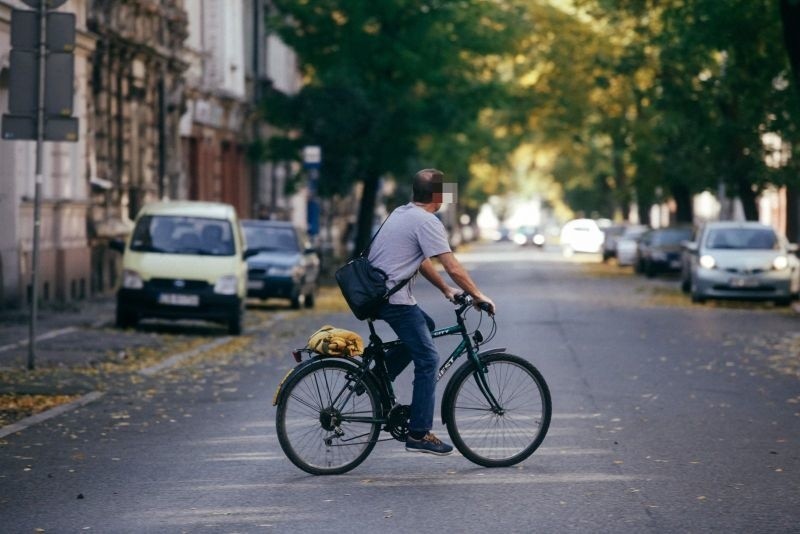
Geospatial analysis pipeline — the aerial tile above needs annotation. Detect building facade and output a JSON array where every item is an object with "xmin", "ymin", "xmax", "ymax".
[
  {"xmin": 86, "ymin": 0, "xmax": 189, "ymax": 296},
  {"xmin": 180, "ymin": 0, "xmax": 251, "ymax": 218},
  {"xmin": 0, "ymin": 0, "xmax": 96, "ymax": 308}
]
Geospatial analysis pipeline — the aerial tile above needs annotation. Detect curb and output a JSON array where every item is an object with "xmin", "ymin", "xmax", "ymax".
[
  {"xmin": 138, "ymin": 336, "xmax": 234, "ymax": 376},
  {"xmin": 0, "ymin": 391, "xmax": 105, "ymax": 439}
]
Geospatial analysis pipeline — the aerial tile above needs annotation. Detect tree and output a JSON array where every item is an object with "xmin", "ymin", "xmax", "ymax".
[{"xmin": 263, "ymin": 0, "xmax": 530, "ymax": 254}]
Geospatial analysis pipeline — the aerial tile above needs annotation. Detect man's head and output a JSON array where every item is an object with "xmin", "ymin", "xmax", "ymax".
[{"xmin": 413, "ymin": 168, "xmax": 458, "ymax": 211}]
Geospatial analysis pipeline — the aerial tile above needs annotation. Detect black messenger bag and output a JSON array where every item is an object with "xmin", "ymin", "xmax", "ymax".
[{"xmin": 335, "ymin": 214, "xmax": 410, "ymax": 320}]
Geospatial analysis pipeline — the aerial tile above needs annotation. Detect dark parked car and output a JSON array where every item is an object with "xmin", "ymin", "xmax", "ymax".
[
  {"xmin": 636, "ymin": 226, "xmax": 694, "ymax": 277},
  {"xmin": 242, "ymin": 220, "xmax": 320, "ymax": 309}
]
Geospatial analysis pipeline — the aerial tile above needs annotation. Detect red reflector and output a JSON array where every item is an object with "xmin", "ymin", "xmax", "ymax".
[{"xmin": 292, "ymin": 350, "xmax": 302, "ymax": 363}]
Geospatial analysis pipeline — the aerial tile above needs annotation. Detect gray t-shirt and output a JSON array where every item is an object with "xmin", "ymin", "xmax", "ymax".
[{"xmin": 368, "ymin": 203, "xmax": 452, "ymax": 305}]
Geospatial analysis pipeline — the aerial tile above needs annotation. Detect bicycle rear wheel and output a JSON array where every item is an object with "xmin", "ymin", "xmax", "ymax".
[
  {"xmin": 276, "ymin": 359, "xmax": 381, "ymax": 475},
  {"xmin": 444, "ymin": 353, "xmax": 551, "ymax": 467}
]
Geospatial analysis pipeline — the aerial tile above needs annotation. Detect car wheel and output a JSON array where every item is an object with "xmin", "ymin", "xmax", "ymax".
[
  {"xmin": 680, "ymin": 277, "xmax": 690, "ymax": 294},
  {"xmin": 115, "ymin": 306, "xmax": 137, "ymax": 329},
  {"xmin": 228, "ymin": 307, "xmax": 243, "ymax": 336},
  {"xmin": 304, "ymin": 291, "xmax": 316, "ymax": 308},
  {"xmin": 690, "ymin": 282, "xmax": 706, "ymax": 304},
  {"xmin": 774, "ymin": 297, "xmax": 792, "ymax": 307},
  {"xmin": 644, "ymin": 262, "xmax": 655, "ymax": 278},
  {"xmin": 290, "ymin": 291, "xmax": 304, "ymax": 310}
]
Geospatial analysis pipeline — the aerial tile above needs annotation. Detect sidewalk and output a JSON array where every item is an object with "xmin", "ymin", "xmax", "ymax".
[{"xmin": 0, "ymin": 297, "xmax": 116, "ymax": 370}]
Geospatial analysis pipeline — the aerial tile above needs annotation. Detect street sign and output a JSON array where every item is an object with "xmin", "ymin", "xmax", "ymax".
[
  {"xmin": 45, "ymin": 53, "xmax": 74, "ymax": 116},
  {"xmin": 21, "ymin": 0, "xmax": 68, "ymax": 9},
  {"xmin": 2, "ymin": 115, "xmax": 78, "ymax": 141},
  {"xmin": 11, "ymin": 11, "xmax": 76, "ymax": 51},
  {"xmin": 8, "ymin": 50, "xmax": 38, "ymax": 115},
  {"xmin": 303, "ymin": 145, "xmax": 322, "ymax": 167}
]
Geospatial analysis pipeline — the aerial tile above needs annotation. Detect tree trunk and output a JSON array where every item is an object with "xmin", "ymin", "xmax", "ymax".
[
  {"xmin": 671, "ymin": 183, "xmax": 693, "ymax": 223},
  {"xmin": 787, "ymin": 185, "xmax": 800, "ymax": 243},
  {"xmin": 780, "ymin": 1, "xmax": 800, "ymax": 241},
  {"xmin": 354, "ymin": 174, "xmax": 380, "ymax": 259},
  {"xmin": 612, "ymin": 133, "xmax": 632, "ymax": 219},
  {"xmin": 736, "ymin": 178, "xmax": 759, "ymax": 221}
]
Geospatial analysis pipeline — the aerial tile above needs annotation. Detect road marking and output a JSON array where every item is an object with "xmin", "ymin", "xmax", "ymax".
[
  {"xmin": 0, "ymin": 326, "xmax": 79, "ymax": 354},
  {"xmin": 139, "ymin": 337, "xmax": 233, "ymax": 376},
  {"xmin": 187, "ymin": 472, "xmax": 646, "ymax": 491},
  {"xmin": 0, "ymin": 391, "xmax": 104, "ymax": 439}
]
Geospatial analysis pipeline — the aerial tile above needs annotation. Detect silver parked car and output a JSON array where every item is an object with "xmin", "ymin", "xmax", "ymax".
[{"xmin": 684, "ymin": 221, "xmax": 800, "ymax": 305}]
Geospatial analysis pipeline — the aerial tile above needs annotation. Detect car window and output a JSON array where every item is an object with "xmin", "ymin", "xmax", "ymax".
[
  {"xmin": 652, "ymin": 229, "xmax": 693, "ymax": 246},
  {"xmin": 243, "ymin": 225, "xmax": 300, "ymax": 253},
  {"xmin": 130, "ymin": 215, "xmax": 235, "ymax": 256},
  {"xmin": 705, "ymin": 228, "xmax": 778, "ymax": 250}
]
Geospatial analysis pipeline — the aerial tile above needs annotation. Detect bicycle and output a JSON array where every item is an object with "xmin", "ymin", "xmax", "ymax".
[{"xmin": 272, "ymin": 293, "xmax": 552, "ymax": 475}]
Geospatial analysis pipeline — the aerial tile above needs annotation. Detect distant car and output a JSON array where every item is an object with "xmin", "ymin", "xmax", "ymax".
[
  {"xmin": 513, "ymin": 226, "xmax": 546, "ymax": 247},
  {"xmin": 601, "ymin": 224, "xmax": 626, "ymax": 262},
  {"xmin": 636, "ymin": 226, "xmax": 694, "ymax": 277},
  {"xmin": 615, "ymin": 225, "xmax": 649, "ymax": 267},
  {"xmin": 242, "ymin": 220, "xmax": 320, "ymax": 309},
  {"xmin": 684, "ymin": 221, "xmax": 800, "ymax": 305},
  {"xmin": 560, "ymin": 219, "xmax": 604, "ymax": 254}
]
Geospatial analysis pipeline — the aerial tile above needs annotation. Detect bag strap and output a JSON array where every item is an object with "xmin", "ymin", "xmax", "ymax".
[
  {"xmin": 358, "ymin": 211, "xmax": 393, "ymax": 258},
  {"xmin": 360, "ymin": 209, "xmax": 413, "ymax": 299}
]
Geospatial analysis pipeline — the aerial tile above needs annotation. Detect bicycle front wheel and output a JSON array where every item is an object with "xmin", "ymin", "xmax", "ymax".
[
  {"xmin": 444, "ymin": 353, "xmax": 551, "ymax": 467},
  {"xmin": 276, "ymin": 359, "xmax": 381, "ymax": 475}
]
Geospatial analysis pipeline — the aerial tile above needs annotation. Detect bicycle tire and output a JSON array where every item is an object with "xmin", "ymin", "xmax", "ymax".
[
  {"xmin": 276, "ymin": 358, "xmax": 381, "ymax": 475},
  {"xmin": 444, "ymin": 353, "xmax": 551, "ymax": 467}
]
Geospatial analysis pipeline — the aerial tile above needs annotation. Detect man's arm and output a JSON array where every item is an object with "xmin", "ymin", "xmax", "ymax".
[
  {"xmin": 433, "ymin": 252, "xmax": 496, "ymax": 314},
  {"xmin": 419, "ymin": 259, "xmax": 460, "ymax": 300}
]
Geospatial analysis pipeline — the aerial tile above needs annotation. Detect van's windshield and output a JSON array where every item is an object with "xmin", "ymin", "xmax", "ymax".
[{"xmin": 130, "ymin": 215, "xmax": 236, "ymax": 256}]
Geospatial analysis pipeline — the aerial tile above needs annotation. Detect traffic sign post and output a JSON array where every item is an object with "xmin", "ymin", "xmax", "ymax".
[{"xmin": 1, "ymin": 2, "xmax": 77, "ymax": 370}]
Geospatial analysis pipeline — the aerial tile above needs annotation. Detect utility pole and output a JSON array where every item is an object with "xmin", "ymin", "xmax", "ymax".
[{"xmin": 1, "ymin": 0, "xmax": 77, "ymax": 370}]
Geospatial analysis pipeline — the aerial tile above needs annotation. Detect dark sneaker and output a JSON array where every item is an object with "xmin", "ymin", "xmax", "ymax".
[{"xmin": 405, "ymin": 432, "xmax": 454, "ymax": 456}]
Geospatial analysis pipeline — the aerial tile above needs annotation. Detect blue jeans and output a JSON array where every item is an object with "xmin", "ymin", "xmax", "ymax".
[{"xmin": 378, "ymin": 303, "xmax": 437, "ymax": 433}]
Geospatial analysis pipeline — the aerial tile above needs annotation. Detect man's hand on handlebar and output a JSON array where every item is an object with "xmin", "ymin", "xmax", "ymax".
[{"xmin": 451, "ymin": 291, "xmax": 496, "ymax": 316}]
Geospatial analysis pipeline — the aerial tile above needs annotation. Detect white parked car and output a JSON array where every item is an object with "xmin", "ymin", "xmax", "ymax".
[
  {"xmin": 560, "ymin": 219, "xmax": 604, "ymax": 255},
  {"xmin": 684, "ymin": 221, "xmax": 800, "ymax": 305}
]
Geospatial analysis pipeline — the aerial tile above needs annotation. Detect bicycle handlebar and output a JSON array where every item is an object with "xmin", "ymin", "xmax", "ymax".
[{"xmin": 453, "ymin": 293, "xmax": 493, "ymax": 313}]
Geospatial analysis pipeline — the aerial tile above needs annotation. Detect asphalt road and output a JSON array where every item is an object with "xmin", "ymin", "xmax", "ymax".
[{"xmin": 1, "ymin": 242, "xmax": 799, "ymax": 533}]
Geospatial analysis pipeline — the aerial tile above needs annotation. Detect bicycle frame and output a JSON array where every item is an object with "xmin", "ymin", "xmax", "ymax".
[{"xmin": 361, "ymin": 299, "xmax": 505, "ymax": 414}]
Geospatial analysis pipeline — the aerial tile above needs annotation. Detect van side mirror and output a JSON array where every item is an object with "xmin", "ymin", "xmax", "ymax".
[
  {"xmin": 682, "ymin": 241, "xmax": 698, "ymax": 254},
  {"xmin": 109, "ymin": 238, "xmax": 126, "ymax": 254}
]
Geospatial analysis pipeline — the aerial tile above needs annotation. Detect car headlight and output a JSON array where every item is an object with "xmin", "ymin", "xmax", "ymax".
[
  {"xmin": 214, "ymin": 274, "xmax": 239, "ymax": 295},
  {"xmin": 533, "ymin": 234, "xmax": 545, "ymax": 246},
  {"xmin": 122, "ymin": 269, "xmax": 144, "ymax": 289},
  {"xmin": 773, "ymin": 256, "xmax": 789, "ymax": 270},
  {"xmin": 699, "ymin": 255, "xmax": 716, "ymax": 269},
  {"xmin": 513, "ymin": 234, "xmax": 527, "ymax": 245}
]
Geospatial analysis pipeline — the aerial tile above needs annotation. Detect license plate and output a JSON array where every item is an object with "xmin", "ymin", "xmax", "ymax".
[
  {"xmin": 669, "ymin": 260, "xmax": 681, "ymax": 269},
  {"xmin": 247, "ymin": 280, "xmax": 264, "ymax": 290},
  {"xmin": 729, "ymin": 277, "xmax": 759, "ymax": 288},
  {"xmin": 158, "ymin": 293, "xmax": 199, "ymax": 306}
]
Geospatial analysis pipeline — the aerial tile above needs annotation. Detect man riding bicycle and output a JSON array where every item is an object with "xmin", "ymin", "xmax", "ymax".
[{"xmin": 368, "ymin": 168, "xmax": 496, "ymax": 455}]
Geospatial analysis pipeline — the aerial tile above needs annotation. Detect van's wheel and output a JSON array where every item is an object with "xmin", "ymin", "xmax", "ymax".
[
  {"xmin": 290, "ymin": 291, "xmax": 303, "ymax": 310},
  {"xmin": 228, "ymin": 307, "xmax": 243, "ymax": 335},
  {"xmin": 115, "ymin": 307, "xmax": 137, "ymax": 329}
]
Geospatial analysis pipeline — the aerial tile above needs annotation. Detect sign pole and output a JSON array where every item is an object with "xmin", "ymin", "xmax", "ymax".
[{"xmin": 27, "ymin": 2, "xmax": 47, "ymax": 371}]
